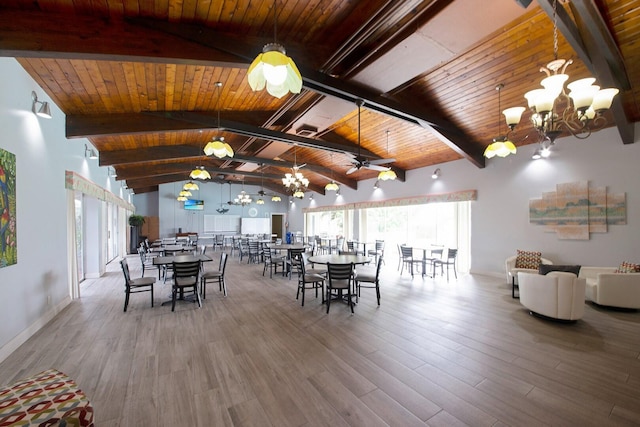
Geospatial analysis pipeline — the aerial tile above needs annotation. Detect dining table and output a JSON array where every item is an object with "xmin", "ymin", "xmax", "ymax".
[
  {"xmin": 307, "ymin": 254, "xmax": 371, "ymax": 306},
  {"xmin": 152, "ymin": 254, "xmax": 213, "ymax": 305},
  {"xmin": 307, "ymin": 254, "xmax": 372, "ymax": 266}
]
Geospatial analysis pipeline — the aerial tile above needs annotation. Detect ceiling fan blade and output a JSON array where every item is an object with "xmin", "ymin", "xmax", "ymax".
[
  {"xmin": 298, "ymin": 163, "xmax": 307, "ymax": 169},
  {"xmin": 368, "ymin": 158, "xmax": 396, "ymax": 165},
  {"xmin": 366, "ymin": 164, "xmax": 390, "ymax": 172},
  {"xmin": 346, "ymin": 166, "xmax": 359, "ymax": 175}
]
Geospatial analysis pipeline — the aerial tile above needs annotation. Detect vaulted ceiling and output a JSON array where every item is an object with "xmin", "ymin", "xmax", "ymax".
[{"xmin": 1, "ymin": 0, "xmax": 638, "ymax": 195}]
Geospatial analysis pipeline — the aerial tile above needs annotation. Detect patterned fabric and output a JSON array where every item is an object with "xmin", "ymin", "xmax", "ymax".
[
  {"xmin": 615, "ymin": 261, "xmax": 640, "ymax": 273},
  {"xmin": 514, "ymin": 250, "xmax": 542, "ymax": 270},
  {"xmin": 0, "ymin": 369, "xmax": 94, "ymax": 427}
]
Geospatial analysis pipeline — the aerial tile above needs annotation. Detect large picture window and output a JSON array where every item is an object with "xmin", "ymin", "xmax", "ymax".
[{"xmin": 303, "ymin": 190, "xmax": 474, "ymax": 272}]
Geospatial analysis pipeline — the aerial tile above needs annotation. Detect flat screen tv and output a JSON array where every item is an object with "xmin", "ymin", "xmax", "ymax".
[{"xmin": 184, "ymin": 199, "xmax": 204, "ymax": 210}]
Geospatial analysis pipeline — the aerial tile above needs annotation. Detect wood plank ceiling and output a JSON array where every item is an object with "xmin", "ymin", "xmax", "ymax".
[{"xmin": 1, "ymin": 0, "xmax": 638, "ymax": 195}]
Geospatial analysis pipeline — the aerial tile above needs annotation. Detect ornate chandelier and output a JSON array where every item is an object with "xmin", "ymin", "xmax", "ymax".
[
  {"xmin": 283, "ymin": 168, "xmax": 308, "ymax": 198},
  {"xmin": 500, "ymin": 0, "xmax": 618, "ymax": 151},
  {"xmin": 484, "ymin": 84, "xmax": 517, "ymax": 158},
  {"xmin": 234, "ymin": 190, "xmax": 252, "ymax": 206}
]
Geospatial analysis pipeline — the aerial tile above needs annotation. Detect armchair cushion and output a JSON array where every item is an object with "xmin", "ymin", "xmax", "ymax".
[
  {"xmin": 539, "ymin": 264, "xmax": 581, "ymax": 276},
  {"xmin": 515, "ymin": 249, "xmax": 541, "ymax": 269}
]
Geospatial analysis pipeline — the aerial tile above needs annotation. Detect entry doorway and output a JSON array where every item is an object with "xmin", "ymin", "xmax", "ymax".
[{"xmin": 271, "ymin": 213, "xmax": 285, "ymax": 239}]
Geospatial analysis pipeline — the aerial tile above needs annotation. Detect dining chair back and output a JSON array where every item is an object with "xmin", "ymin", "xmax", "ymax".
[
  {"xmin": 201, "ymin": 252, "xmax": 228, "ymax": 298},
  {"xmin": 326, "ymin": 262, "xmax": 355, "ymax": 314},
  {"xmin": 171, "ymin": 260, "xmax": 201, "ymax": 311},
  {"xmin": 356, "ymin": 254, "xmax": 383, "ymax": 305},
  {"xmin": 287, "ymin": 247, "xmax": 305, "ymax": 280},
  {"xmin": 138, "ymin": 246, "xmax": 161, "ymax": 279},
  {"xmin": 120, "ymin": 258, "xmax": 155, "ymax": 312},
  {"xmin": 434, "ymin": 248, "xmax": 458, "ymax": 280},
  {"xmin": 263, "ymin": 248, "xmax": 286, "ymax": 278},
  {"xmin": 400, "ymin": 245, "xmax": 422, "ymax": 277},
  {"xmin": 294, "ymin": 252, "xmax": 325, "ymax": 306},
  {"xmin": 248, "ymin": 240, "xmax": 261, "ymax": 264}
]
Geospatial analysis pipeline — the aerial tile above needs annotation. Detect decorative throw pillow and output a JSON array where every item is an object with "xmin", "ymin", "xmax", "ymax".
[
  {"xmin": 515, "ymin": 249, "xmax": 542, "ymax": 269},
  {"xmin": 615, "ymin": 261, "xmax": 640, "ymax": 273},
  {"xmin": 539, "ymin": 264, "xmax": 581, "ymax": 276}
]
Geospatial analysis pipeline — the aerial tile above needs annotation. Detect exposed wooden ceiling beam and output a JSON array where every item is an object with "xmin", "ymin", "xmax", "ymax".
[
  {"xmin": 98, "ymin": 145, "xmax": 360, "ymax": 190},
  {"xmin": 537, "ymin": 0, "xmax": 634, "ymax": 144},
  {"xmin": 128, "ymin": 17, "xmax": 486, "ymax": 168},
  {"xmin": 118, "ymin": 163, "xmax": 326, "ymax": 195},
  {"xmin": 66, "ymin": 112, "xmax": 381, "ymax": 159}
]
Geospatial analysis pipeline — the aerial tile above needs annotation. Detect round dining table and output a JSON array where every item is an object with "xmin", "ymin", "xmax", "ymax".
[{"xmin": 307, "ymin": 254, "xmax": 371, "ymax": 265}]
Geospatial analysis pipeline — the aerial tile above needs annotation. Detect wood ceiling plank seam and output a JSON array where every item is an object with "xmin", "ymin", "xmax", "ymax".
[
  {"xmin": 180, "ymin": 0, "xmax": 200, "ymax": 21},
  {"xmin": 132, "ymin": 62, "xmax": 149, "ymax": 112},
  {"xmin": 144, "ymin": 63, "xmax": 159, "ymax": 111},
  {"xmin": 204, "ymin": 0, "xmax": 225, "ymax": 23},
  {"xmin": 74, "ymin": 60, "xmax": 105, "ymax": 112},
  {"xmin": 167, "ymin": 0, "xmax": 184, "ymax": 21},
  {"xmin": 283, "ymin": 0, "xmax": 325, "ymax": 45},
  {"xmin": 111, "ymin": 61, "xmax": 137, "ymax": 113},
  {"xmin": 121, "ymin": 62, "xmax": 143, "ymax": 113},
  {"xmin": 91, "ymin": 61, "xmax": 120, "ymax": 111},
  {"xmin": 192, "ymin": 0, "xmax": 211, "ymax": 22},
  {"xmin": 56, "ymin": 59, "xmax": 94, "ymax": 108},
  {"xmin": 163, "ymin": 63, "xmax": 177, "ymax": 111},
  {"xmin": 238, "ymin": 0, "xmax": 269, "ymax": 30},
  {"xmin": 186, "ymin": 66, "xmax": 210, "ymax": 110},
  {"xmin": 122, "ymin": 0, "xmax": 140, "ymax": 16},
  {"xmin": 173, "ymin": 65, "xmax": 189, "ymax": 110}
]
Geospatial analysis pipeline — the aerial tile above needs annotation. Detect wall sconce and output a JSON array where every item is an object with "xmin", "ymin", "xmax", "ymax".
[
  {"xmin": 309, "ymin": 194, "xmax": 314, "ymax": 200},
  {"xmin": 31, "ymin": 91, "xmax": 52, "ymax": 119},
  {"xmin": 373, "ymin": 180, "xmax": 379, "ymax": 189},
  {"xmin": 431, "ymin": 168, "xmax": 441, "ymax": 179},
  {"xmin": 85, "ymin": 144, "xmax": 98, "ymax": 159},
  {"xmin": 108, "ymin": 167, "xmax": 117, "ymax": 177}
]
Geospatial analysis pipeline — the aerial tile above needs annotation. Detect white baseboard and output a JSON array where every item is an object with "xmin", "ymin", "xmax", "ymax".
[{"xmin": 0, "ymin": 296, "xmax": 71, "ymax": 364}]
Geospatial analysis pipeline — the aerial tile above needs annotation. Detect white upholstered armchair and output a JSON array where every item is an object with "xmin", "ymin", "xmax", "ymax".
[
  {"xmin": 506, "ymin": 255, "xmax": 553, "ymax": 298},
  {"xmin": 517, "ymin": 271, "xmax": 586, "ymax": 321}
]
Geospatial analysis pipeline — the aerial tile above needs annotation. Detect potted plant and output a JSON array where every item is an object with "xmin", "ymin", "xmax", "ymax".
[{"xmin": 128, "ymin": 214, "xmax": 146, "ymax": 254}]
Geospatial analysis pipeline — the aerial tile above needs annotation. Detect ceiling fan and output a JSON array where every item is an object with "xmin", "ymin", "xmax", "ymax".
[{"xmin": 346, "ymin": 99, "xmax": 395, "ymax": 175}]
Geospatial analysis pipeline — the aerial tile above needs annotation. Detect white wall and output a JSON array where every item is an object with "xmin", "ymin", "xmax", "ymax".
[
  {"xmin": 286, "ymin": 126, "xmax": 640, "ymax": 276},
  {"xmin": 0, "ymin": 58, "xmax": 130, "ymax": 361},
  {"xmin": 151, "ymin": 181, "xmax": 288, "ymax": 238}
]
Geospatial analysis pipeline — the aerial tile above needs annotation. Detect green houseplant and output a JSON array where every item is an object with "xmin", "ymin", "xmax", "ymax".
[
  {"xmin": 128, "ymin": 214, "xmax": 146, "ymax": 254},
  {"xmin": 128, "ymin": 214, "xmax": 145, "ymax": 228}
]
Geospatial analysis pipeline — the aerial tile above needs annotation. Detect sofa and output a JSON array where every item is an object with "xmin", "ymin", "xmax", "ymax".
[
  {"xmin": 517, "ymin": 271, "xmax": 586, "ymax": 321},
  {"xmin": 579, "ymin": 266, "xmax": 640, "ymax": 309},
  {"xmin": 505, "ymin": 254, "xmax": 553, "ymax": 298}
]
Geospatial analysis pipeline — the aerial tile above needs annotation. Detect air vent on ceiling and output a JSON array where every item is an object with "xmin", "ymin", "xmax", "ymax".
[{"xmin": 295, "ymin": 124, "xmax": 318, "ymax": 137}]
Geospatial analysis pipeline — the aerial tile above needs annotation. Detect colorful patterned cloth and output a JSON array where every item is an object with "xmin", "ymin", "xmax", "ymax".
[{"xmin": 0, "ymin": 369, "xmax": 94, "ymax": 426}]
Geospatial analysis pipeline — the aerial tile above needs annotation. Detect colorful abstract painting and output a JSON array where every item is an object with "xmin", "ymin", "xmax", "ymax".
[
  {"xmin": 0, "ymin": 147, "xmax": 17, "ymax": 267},
  {"xmin": 529, "ymin": 181, "xmax": 626, "ymax": 240}
]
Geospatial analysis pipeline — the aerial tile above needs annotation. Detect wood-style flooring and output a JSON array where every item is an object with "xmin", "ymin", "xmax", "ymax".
[{"xmin": 1, "ymin": 252, "xmax": 639, "ymax": 426}]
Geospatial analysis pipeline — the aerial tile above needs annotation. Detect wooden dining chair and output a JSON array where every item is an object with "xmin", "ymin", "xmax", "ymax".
[
  {"xmin": 326, "ymin": 262, "xmax": 355, "ymax": 314},
  {"xmin": 201, "ymin": 252, "xmax": 228, "ymax": 298},
  {"xmin": 171, "ymin": 260, "xmax": 202, "ymax": 311},
  {"xmin": 120, "ymin": 258, "xmax": 155, "ymax": 312}
]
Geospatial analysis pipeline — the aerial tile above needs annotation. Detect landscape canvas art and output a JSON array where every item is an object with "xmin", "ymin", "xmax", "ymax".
[
  {"xmin": 529, "ymin": 180, "xmax": 627, "ymax": 240},
  {"xmin": 0, "ymin": 148, "xmax": 17, "ymax": 267}
]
